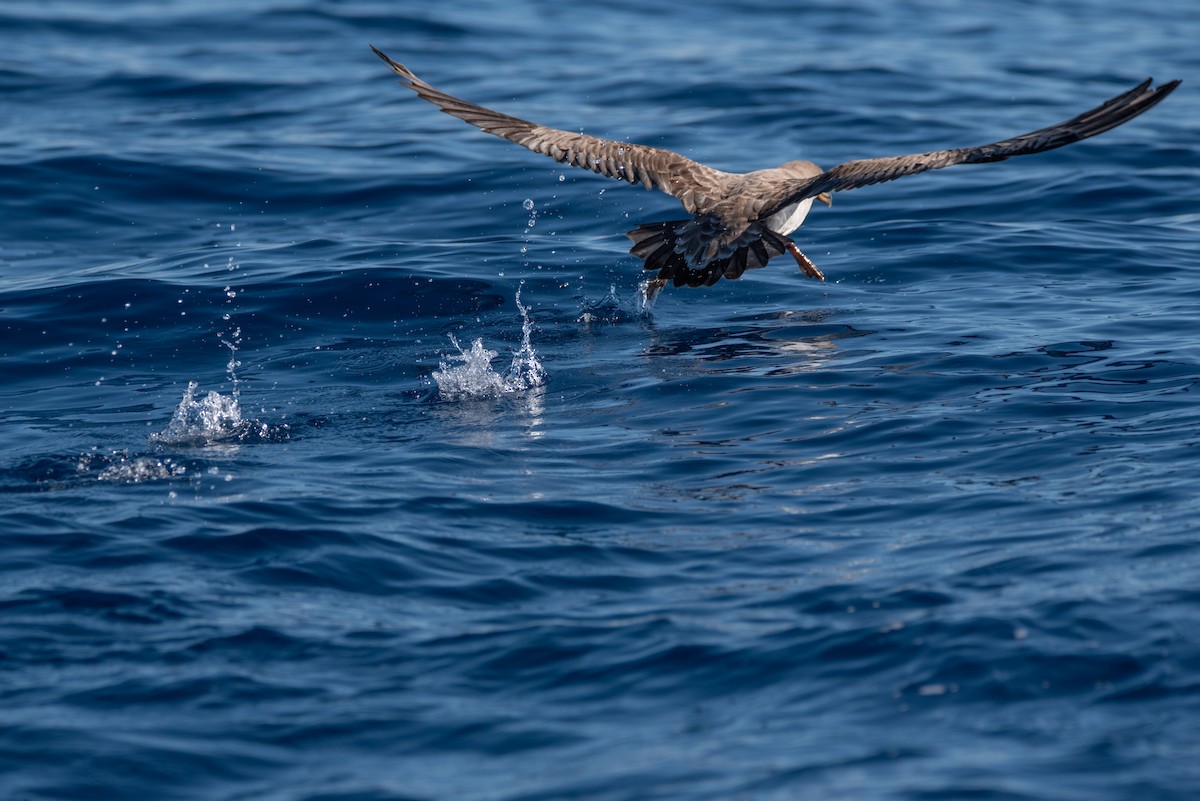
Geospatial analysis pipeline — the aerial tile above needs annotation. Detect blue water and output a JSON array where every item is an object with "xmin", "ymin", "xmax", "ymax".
[{"xmin": 3, "ymin": 1, "xmax": 1199, "ymax": 799}]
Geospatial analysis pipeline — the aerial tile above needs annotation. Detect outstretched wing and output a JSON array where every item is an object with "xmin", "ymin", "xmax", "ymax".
[
  {"xmin": 759, "ymin": 77, "xmax": 1180, "ymax": 219},
  {"xmin": 371, "ymin": 47, "xmax": 729, "ymax": 214}
]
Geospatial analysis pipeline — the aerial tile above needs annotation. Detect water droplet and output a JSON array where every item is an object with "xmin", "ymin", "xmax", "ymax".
[{"xmin": 522, "ymin": 198, "xmax": 535, "ymax": 211}]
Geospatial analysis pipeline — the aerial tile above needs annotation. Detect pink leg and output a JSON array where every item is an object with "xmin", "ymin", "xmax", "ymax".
[{"xmin": 786, "ymin": 241, "xmax": 825, "ymax": 281}]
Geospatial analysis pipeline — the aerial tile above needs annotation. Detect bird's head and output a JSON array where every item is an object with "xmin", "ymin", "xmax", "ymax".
[
  {"xmin": 775, "ymin": 160, "xmax": 832, "ymax": 207},
  {"xmin": 778, "ymin": 159, "xmax": 822, "ymax": 179}
]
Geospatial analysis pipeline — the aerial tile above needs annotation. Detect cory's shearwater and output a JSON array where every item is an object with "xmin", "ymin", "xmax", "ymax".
[{"xmin": 372, "ymin": 47, "xmax": 1178, "ymax": 292}]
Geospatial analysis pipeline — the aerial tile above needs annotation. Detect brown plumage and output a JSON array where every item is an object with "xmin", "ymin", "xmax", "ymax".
[{"xmin": 371, "ymin": 46, "xmax": 1179, "ymax": 291}]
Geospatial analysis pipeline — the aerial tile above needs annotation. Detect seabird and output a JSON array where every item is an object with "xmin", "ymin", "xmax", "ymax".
[{"xmin": 372, "ymin": 47, "xmax": 1178, "ymax": 292}]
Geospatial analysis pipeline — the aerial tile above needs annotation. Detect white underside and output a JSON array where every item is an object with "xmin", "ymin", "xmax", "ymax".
[{"xmin": 762, "ymin": 198, "xmax": 814, "ymax": 236}]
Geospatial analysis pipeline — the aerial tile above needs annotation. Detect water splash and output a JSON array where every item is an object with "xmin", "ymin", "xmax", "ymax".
[
  {"xmin": 221, "ymin": 324, "xmax": 242, "ymax": 402},
  {"xmin": 636, "ymin": 276, "xmax": 661, "ymax": 313},
  {"xmin": 432, "ymin": 285, "xmax": 546, "ymax": 400},
  {"xmin": 220, "ymin": 254, "xmax": 243, "ymax": 401},
  {"xmin": 151, "ymin": 310, "xmax": 283, "ymax": 445},
  {"xmin": 522, "ymin": 198, "xmax": 537, "ymax": 231},
  {"xmin": 149, "ymin": 381, "xmax": 278, "ymax": 445},
  {"xmin": 508, "ymin": 285, "xmax": 547, "ymax": 386},
  {"xmin": 518, "ymin": 197, "xmax": 538, "ymax": 260},
  {"xmin": 149, "ymin": 246, "xmax": 286, "ymax": 446},
  {"xmin": 578, "ymin": 283, "xmax": 655, "ymax": 325},
  {"xmin": 91, "ymin": 452, "xmax": 187, "ymax": 483}
]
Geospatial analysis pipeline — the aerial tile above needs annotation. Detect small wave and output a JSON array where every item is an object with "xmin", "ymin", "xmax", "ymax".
[
  {"xmin": 433, "ymin": 285, "xmax": 546, "ymax": 400},
  {"xmin": 149, "ymin": 381, "xmax": 286, "ymax": 445}
]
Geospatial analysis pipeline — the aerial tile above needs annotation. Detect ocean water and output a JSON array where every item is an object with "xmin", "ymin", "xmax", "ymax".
[{"xmin": 2, "ymin": 1, "xmax": 1198, "ymax": 799}]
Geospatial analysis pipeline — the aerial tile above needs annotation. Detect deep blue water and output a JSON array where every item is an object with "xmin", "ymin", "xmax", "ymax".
[{"xmin": 3, "ymin": 1, "xmax": 1199, "ymax": 799}]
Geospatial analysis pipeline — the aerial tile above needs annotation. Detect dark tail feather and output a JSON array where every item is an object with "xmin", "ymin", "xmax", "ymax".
[{"xmin": 626, "ymin": 220, "xmax": 791, "ymax": 288}]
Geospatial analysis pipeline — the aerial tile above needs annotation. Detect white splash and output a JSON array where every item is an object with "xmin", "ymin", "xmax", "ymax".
[
  {"xmin": 432, "ymin": 285, "xmax": 546, "ymax": 400},
  {"xmin": 149, "ymin": 380, "xmax": 271, "ymax": 445},
  {"xmin": 150, "ymin": 306, "xmax": 261, "ymax": 445},
  {"xmin": 146, "ymin": 241, "xmax": 286, "ymax": 448},
  {"xmin": 95, "ymin": 454, "xmax": 186, "ymax": 483}
]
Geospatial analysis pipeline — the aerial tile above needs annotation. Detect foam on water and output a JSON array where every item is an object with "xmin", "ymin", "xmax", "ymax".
[
  {"xmin": 91, "ymin": 453, "xmax": 187, "ymax": 483},
  {"xmin": 432, "ymin": 285, "xmax": 546, "ymax": 400}
]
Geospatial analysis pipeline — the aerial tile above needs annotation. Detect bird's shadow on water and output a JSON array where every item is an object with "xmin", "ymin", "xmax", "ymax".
[{"xmin": 641, "ymin": 310, "xmax": 875, "ymax": 364}]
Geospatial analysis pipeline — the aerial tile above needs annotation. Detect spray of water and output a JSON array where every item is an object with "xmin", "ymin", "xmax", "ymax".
[
  {"xmin": 221, "ymin": 325, "xmax": 242, "ymax": 396},
  {"xmin": 519, "ymin": 198, "xmax": 537, "ymax": 258},
  {"xmin": 636, "ymin": 276, "xmax": 660, "ymax": 314},
  {"xmin": 578, "ymin": 282, "xmax": 657, "ymax": 326},
  {"xmin": 150, "ymin": 249, "xmax": 285, "ymax": 445},
  {"xmin": 149, "ymin": 380, "xmax": 273, "ymax": 445},
  {"xmin": 432, "ymin": 284, "xmax": 546, "ymax": 400},
  {"xmin": 93, "ymin": 452, "xmax": 187, "ymax": 483}
]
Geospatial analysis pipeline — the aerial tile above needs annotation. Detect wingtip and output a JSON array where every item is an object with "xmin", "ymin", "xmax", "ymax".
[
  {"xmin": 1137, "ymin": 77, "xmax": 1182, "ymax": 116},
  {"xmin": 1157, "ymin": 77, "xmax": 1183, "ymax": 96},
  {"xmin": 369, "ymin": 45, "xmax": 416, "ymax": 83},
  {"xmin": 1142, "ymin": 77, "xmax": 1182, "ymax": 98}
]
